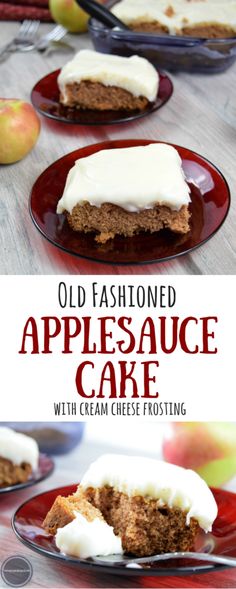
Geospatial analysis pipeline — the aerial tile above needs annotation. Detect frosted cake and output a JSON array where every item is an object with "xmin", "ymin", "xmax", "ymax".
[
  {"xmin": 58, "ymin": 49, "xmax": 159, "ymax": 111},
  {"xmin": 43, "ymin": 454, "xmax": 217, "ymax": 558},
  {"xmin": 111, "ymin": 0, "xmax": 236, "ymax": 38},
  {"xmin": 56, "ymin": 143, "xmax": 191, "ymax": 244},
  {"xmin": 0, "ymin": 427, "xmax": 39, "ymax": 487}
]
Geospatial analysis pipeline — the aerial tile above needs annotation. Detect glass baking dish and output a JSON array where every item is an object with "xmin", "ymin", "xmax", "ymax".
[{"xmin": 89, "ymin": 2, "xmax": 236, "ymax": 73}]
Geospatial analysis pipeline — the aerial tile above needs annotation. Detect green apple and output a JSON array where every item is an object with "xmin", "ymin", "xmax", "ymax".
[
  {"xmin": 0, "ymin": 99, "xmax": 40, "ymax": 164},
  {"xmin": 49, "ymin": 0, "xmax": 89, "ymax": 33},
  {"xmin": 163, "ymin": 423, "xmax": 236, "ymax": 487}
]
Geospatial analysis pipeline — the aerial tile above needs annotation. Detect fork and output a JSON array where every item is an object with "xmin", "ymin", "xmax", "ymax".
[
  {"xmin": 21, "ymin": 24, "xmax": 68, "ymax": 52},
  {"xmin": 92, "ymin": 551, "xmax": 236, "ymax": 568},
  {"xmin": 0, "ymin": 20, "xmax": 40, "ymax": 59}
]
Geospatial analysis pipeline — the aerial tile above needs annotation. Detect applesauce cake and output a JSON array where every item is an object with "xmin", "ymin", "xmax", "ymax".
[
  {"xmin": 0, "ymin": 426, "xmax": 39, "ymax": 487},
  {"xmin": 111, "ymin": 0, "xmax": 236, "ymax": 38},
  {"xmin": 56, "ymin": 143, "xmax": 191, "ymax": 244},
  {"xmin": 43, "ymin": 454, "xmax": 217, "ymax": 559},
  {"xmin": 58, "ymin": 49, "xmax": 159, "ymax": 111}
]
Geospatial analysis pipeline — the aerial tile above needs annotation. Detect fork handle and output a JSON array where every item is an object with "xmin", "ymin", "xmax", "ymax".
[
  {"xmin": 93, "ymin": 551, "xmax": 236, "ymax": 568},
  {"xmin": 0, "ymin": 41, "xmax": 14, "ymax": 58},
  {"xmin": 129, "ymin": 552, "xmax": 236, "ymax": 567}
]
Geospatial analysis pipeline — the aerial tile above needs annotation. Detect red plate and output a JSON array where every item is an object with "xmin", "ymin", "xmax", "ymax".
[
  {"xmin": 31, "ymin": 69, "xmax": 173, "ymax": 125},
  {"xmin": 12, "ymin": 485, "xmax": 236, "ymax": 577},
  {"xmin": 30, "ymin": 139, "xmax": 230, "ymax": 266},
  {"xmin": 0, "ymin": 454, "xmax": 54, "ymax": 495}
]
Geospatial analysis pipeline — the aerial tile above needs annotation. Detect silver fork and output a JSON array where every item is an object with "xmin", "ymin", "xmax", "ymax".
[
  {"xmin": 0, "ymin": 20, "xmax": 40, "ymax": 59},
  {"xmin": 21, "ymin": 24, "xmax": 67, "ymax": 52},
  {"xmin": 92, "ymin": 551, "xmax": 236, "ymax": 568}
]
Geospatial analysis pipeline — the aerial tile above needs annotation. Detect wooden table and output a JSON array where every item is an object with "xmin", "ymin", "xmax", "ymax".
[
  {"xmin": 0, "ymin": 435, "xmax": 236, "ymax": 589},
  {"xmin": 0, "ymin": 23, "xmax": 236, "ymax": 275}
]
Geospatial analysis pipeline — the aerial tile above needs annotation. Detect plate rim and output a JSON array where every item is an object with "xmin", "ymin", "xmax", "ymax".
[
  {"xmin": 12, "ymin": 483, "xmax": 229, "ymax": 577},
  {"xmin": 0, "ymin": 453, "xmax": 54, "ymax": 495},
  {"xmin": 29, "ymin": 138, "xmax": 231, "ymax": 266},
  {"xmin": 30, "ymin": 69, "xmax": 173, "ymax": 126}
]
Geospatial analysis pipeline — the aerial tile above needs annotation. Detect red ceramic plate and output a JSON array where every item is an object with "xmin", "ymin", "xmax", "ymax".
[
  {"xmin": 30, "ymin": 139, "xmax": 230, "ymax": 266},
  {"xmin": 12, "ymin": 485, "xmax": 236, "ymax": 577},
  {"xmin": 0, "ymin": 454, "xmax": 54, "ymax": 495},
  {"xmin": 31, "ymin": 69, "xmax": 173, "ymax": 125}
]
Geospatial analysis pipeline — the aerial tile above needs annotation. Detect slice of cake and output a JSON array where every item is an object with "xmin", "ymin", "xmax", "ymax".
[
  {"xmin": 43, "ymin": 454, "xmax": 217, "ymax": 558},
  {"xmin": 111, "ymin": 0, "xmax": 236, "ymax": 38},
  {"xmin": 58, "ymin": 49, "xmax": 159, "ymax": 111},
  {"xmin": 57, "ymin": 143, "xmax": 191, "ymax": 244},
  {"xmin": 0, "ymin": 427, "xmax": 39, "ymax": 487}
]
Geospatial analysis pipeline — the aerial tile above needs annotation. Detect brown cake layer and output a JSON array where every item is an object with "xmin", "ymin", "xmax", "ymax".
[
  {"xmin": 84, "ymin": 486, "xmax": 200, "ymax": 556},
  {"xmin": 130, "ymin": 20, "xmax": 236, "ymax": 38},
  {"xmin": 181, "ymin": 24, "xmax": 236, "ymax": 38},
  {"xmin": 43, "ymin": 486, "xmax": 199, "ymax": 556},
  {"xmin": 66, "ymin": 202, "xmax": 190, "ymax": 244},
  {"xmin": 130, "ymin": 21, "xmax": 169, "ymax": 33},
  {"xmin": 60, "ymin": 80, "xmax": 149, "ymax": 111},
  {"xmin": 0, "ymin": 456, "xmax": 32, "ymax": 487},
  {"xmin": 43, "ymin": 488, "xmax": 103, "ymax": 535}
]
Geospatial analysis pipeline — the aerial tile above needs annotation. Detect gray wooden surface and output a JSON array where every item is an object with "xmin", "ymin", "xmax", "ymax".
[{"xmin": 0, "ymin": 23, "xmax": 235, "ymax": 275}]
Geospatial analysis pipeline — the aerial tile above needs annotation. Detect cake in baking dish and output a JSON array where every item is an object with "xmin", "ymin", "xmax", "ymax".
[
  {"xmin": 43, "ymin": 454, "xmax": 217, "ymax": 559},
  {"xmin": 111, "ymin": 0, "xmax": 236, "ymax": 38},
  {"xmin": 58, "ymin": 49, "xmax": 159, "ymax": 111},
  {"xmin": 56, "ymin": 143, "xmax": 191, "ymax": 244},
  {"xmin": 0, "ymin": 426, "xmax": 39, "ymax": 487}
]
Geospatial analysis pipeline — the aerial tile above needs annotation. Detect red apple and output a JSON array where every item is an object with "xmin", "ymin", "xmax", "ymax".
[
  {"xmin": 0, "ymin": 99, "xmax": 40, "ymax": 164},
  {"xmin": 163, "ymin": 423, "xmax": 236, "ymax": 487}
]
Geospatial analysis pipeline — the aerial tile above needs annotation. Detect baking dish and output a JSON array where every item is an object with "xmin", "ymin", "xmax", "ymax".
[{"xmin": 88, "ymin": 2, "xmax": 236, "ymax": 73}]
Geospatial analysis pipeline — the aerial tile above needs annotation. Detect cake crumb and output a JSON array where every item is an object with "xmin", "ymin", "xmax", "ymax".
[{"xmin": 165, "ymin": 5, "xmax": 175, "ymax": 17}]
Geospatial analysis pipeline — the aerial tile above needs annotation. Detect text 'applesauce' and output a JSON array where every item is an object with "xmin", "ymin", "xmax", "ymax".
[{"xmin": 19, "ymin": 315, "xmax": 218, "ymax": 399}]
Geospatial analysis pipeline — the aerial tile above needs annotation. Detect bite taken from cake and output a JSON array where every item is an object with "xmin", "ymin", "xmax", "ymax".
[
  {"xmin": 0, "ymin": 426, "xmax": 39, "ymax": 488},
  {"xmin": 58, "ymin": 49, "xmax": 159, "ymax": 112},
  {"xmin": 43, "ymin": 454, "xmax": 217, "ymax": 559},
  {"xmin": 56, "ymin": 143, "xmax": 191, "ymax": 244}
]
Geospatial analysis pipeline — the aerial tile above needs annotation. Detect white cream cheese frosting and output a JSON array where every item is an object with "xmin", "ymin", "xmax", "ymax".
[
  {"xmin": 57, "ymin": 143, "xmax": 191, "ymax": 215},
  {"xmin": 112, "ymin": 0, "xmax": 176, "ymax": 30},
  {"xmin": 80, "ymin": 454, "xmax": 218, "ymax": 533},
  {"xmin": 0, "ymin": 427, "xmax": 39, "ymax": 470},
  {"xmin": 58, "ymin": 49, "xmax": 159, "ymax": 104},
  {"xmin": 112, "ymin": 0, "xmax": 236, "ymax": 34},
  {"xmin": 55, "ymin": 513, "xmax": 123, "ymax": 558}
]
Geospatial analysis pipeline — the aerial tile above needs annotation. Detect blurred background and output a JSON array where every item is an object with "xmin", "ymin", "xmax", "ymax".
[{"xmin": 2, "ymin": 421, "xmax": 236, "ymax": 491}]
